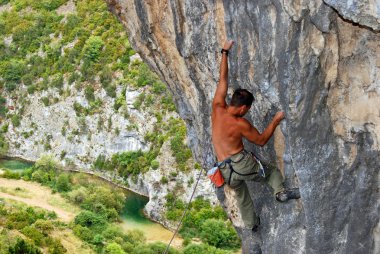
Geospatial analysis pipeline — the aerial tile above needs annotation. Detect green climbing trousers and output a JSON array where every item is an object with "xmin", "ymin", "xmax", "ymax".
[{"xmin": 218, "ymin": 149, "xmax": 284, "ymax": 229}]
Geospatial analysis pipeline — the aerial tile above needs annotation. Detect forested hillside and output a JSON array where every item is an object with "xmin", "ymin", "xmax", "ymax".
[{"xmin": 0, "ymin": 1, "xmax": 241, "ymax": 253}]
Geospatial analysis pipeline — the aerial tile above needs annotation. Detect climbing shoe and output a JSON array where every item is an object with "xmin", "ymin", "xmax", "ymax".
[{"xmin": 275, "ymin": 188, "xmax": 301, "ymax": 202}]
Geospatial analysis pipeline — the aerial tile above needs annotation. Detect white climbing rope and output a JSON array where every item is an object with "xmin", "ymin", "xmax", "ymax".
[{"xmin": 164, "ymin": 167, "xmax": 204, "ymax": 254}]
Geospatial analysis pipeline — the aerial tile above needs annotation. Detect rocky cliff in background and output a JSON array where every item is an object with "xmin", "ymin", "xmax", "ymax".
[{"xmin": 105, "ymin": 0, "xmax": 380, "ymax": 253}]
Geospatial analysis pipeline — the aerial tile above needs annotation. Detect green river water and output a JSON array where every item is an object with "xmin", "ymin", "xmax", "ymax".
[{"xmin": 0, "ymin": 158, "xmax": 33, "ymax": 171}]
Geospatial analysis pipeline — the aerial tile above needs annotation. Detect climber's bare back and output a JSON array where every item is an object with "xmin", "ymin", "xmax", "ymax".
[{"xmin": 212, "ymin": 104, "xmax": 247, "ymax": 161}]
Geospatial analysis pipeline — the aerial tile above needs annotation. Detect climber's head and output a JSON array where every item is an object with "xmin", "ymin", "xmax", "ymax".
[{"xmin": 230, "ymin": 88, "xmax": 254, "ymax": 117}]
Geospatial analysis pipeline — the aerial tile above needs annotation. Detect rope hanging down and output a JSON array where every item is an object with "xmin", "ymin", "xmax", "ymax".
[{"xmin": 164, "ymin": 168, "xmax": 204, "ymax": 254}]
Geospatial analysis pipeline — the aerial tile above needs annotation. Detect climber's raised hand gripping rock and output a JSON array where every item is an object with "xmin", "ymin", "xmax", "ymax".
[{"xmin": 211, "ymin": 40, "xmax": 300, "ymax": 232}]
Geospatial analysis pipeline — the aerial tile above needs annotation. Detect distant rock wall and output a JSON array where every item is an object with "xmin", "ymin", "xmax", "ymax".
[
  {"xmin": 4, "ymin": 83, "xmax": 149, "ymax": 170},
  {"xmin": 105, "ymin": 0, "xmax": 380, "ymax": 253}
]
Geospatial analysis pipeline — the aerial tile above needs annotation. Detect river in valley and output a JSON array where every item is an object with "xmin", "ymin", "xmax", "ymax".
[
  {"xmin": 0, "ymin": 158, "xmax": 34, "ymax": 172},
  {"xmin": 0, "ymin": 158, "xmax": 181, "ymax": 247}
]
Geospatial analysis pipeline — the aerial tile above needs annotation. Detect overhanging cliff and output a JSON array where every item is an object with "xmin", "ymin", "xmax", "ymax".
[{"xmin": 104, "ymin": 0, "xmax": 380, "ymax": 253}]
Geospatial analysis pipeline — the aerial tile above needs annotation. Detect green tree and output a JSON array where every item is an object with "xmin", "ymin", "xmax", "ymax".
[
  {"xmin": 0, "ymin": 133, "xmax": 9, "ymax": 156},
  {"xmin": 0, "ymin": 0, "xmax": 10, "ymax": 6},
  {"xmin": 125, "ymin": 229, "xmax": 146, "ymax": 244},
  {"xmin": 33, "ymin": 219, "xmax": 54, "ymax": 234},
  {"xmin": 35, "ymin": 155, "xmax": 61, "ymax": 172},
  {"xmin": 72, "ymin": 224, "xmax": 94, "ymax": 242},
  {"xmin": 0, "ymin": 59, "xmax": 26, "ymax": 82},
  {"xmin": 104, "ymin": 242, "xmax": 126, "ymax": 254},
  {"xmin": 51, "ymin": 73, "xmax": 64, "ymax": 89},
  {"xmin": 9, "ymin": 238, "xmax": 42, "ymax": 254},
  {"xmin": 31, "ymin": 170, "xmax": 50, "ymax": 184},
  {"xmin": 21, "ymin": 226, "xmax": 44, "ymax": 246},
  {"xmin": 0, "ymin": 96, "xmax": 7, "ymax": 117},
  {"xmin": 74, "ymin": 210, "xmax": 106, "ymax": 229},
  {"xmin": 101, "ymin": 225, "xmax": 124, "ymax": 241},
  {"xmin": 84, "ymin": 86, "xmax": 95, "ymax": 102},
  {"xmin": 100, "ymin": 66, "xmax": 113, "ymax": 87},
  {"xmin": 183, "ymin": 243, "xmax": 229, "ymax": 254},
  {"xmin": 68, "ymin": 186, "xmax": 87, "ymax": 204},
  {"xmin": 6, "ymin": 208, "xmax": 39, "ymax": 230},
  {"xmin": 83, "ymin": 36, "xmax": 104, "ymax": 62},
  {"xmin": 136, "ymin": 63, "xmax": 156, "ymax": 87},
  {"xmin": 47, "ymin": 238, "xmax": 67, "ymax": 254},
  {"xmin": 56, "ymin": 174, "xmax": 71, "ymax": 192},
  {"xmin": 150, "ymin": 160, "xmax": 159, "ymax": 170},
  {"xmin": 32, "ymin": 0, "xmax": 69, "ymax": 11},
  {"xmin": 200, "ymin": 219, "xmax": 240, "ymax": 249},
  {"xmin": 81, "ymin": 185, "xmax": 125, "ymax": 214},
  {"xmin": 11, "ymin": 114, "xmax": 21, "ymax": 127}
]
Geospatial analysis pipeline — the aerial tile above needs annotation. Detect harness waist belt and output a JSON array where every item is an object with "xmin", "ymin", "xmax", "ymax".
[{"xmin": 223, "ymin": 158, "xmax": 258, "ymax": 185}]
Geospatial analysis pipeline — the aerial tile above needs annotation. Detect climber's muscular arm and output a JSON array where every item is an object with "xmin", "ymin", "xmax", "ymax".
[
  {"xmin": 240, "ymin": 112, "xmax": 285, "ymax": 146},
  {"xmin": 212, "ymin": 40, "xmax": 234, "ymax": 109}
]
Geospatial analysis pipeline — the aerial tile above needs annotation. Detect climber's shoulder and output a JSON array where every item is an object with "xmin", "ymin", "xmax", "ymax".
[
  {"xmin": 212, "ymin": 99, "xmax": 227, "ymax": 113},
  {"xmin": 212, "ymin": 90, "xmax": 227, "ymax": 109},
  {"xmin": 235, "ymin": 117, "xmax": 252, "ymax": 130}
]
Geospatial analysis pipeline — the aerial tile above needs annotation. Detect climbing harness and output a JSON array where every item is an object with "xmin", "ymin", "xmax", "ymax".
[
  {"xmin": 164, "ymin": 167, "xmax": 204, "ymax": 254},
  {"xmin": 220, "ymin": 150, "xmax": 265, "ymax": 185}
]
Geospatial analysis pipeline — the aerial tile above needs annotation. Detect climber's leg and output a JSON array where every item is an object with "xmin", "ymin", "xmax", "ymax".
[
  {"xmin": 218, "ymin": 151, "xmax": 260, "ymax": 230},
  {"xmin": 262, "ymin": 163, "xmax": 301, "ymax": 202},
  {"xmin": 263, "ymin": 163, "xmax": 285, "ymax": 195},
  {"xmin": 232, "ymin": 180, "xmax": 260, "ymax": 229}
]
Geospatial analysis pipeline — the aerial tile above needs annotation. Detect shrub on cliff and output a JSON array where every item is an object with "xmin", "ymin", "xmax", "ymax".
[
  {"xmin": 132, "ymin": 242, "xmax": 179, "ymax": 254},
  {"xmin": 183, "ymin": 243, "xmax": 230, "ymax": 254},
  {"xmin": 136, "ymin": 63, "xmax": 157, "ymax": 87},
  {"xmin": 34, "ymin": 155, "xmax": 61, "ymax": 172},
  {"xmin": 0, "ymin": 0, "xmax": 10, "ymax": 6},
  {"xmin": 200, "ymin": 219, "xmax": 240, "ymax": 249},
  {"xmin": 0, "ymin": 133, "xmax": 8, "ymax": 156},
  {"xmin": 56, "ymin": 173, "xmax": 72, "ymax": 192},
  {"xmin": 8, "ymin": 238, "xmax": 42, "ymax": 254},
  {"xmin": 83, "ymin": 36, "xmax": 104, "ymax": 63},
  {"xmin": 0, "ymin": 96, "xmax": 7, "ymax": 117},
  {"xmin": 16, "ymin": 0, "xmax": 69, "ymax": 11},
  {"xmin": 104, "ymin": 242, "xmax": 126, "ymax": 254},
  {"xmin": 21, "ymin": 226, "xmax": 45, "ymax": 246},
  {"xmin": 72, "ymin": 224, "xmax": 94, "ymax": 242},
  {"xmin": 74, "ymin": 210, "xmax": 106, "ymax": 229},
  {"xmin": 0, "ymin": 59, "xmax": 25, "ymax": 83},
  {"xmin": 51, "ymin": 73, "xmax": 64, "ymax": 89},
  {"xmin": 84, "ymin": 85, "xmax": 95, "ymax": 102},
  {"xmin": 2, "ymin": 169, "xmax": 22, "ymax": 179},
  {"xmin": 11, "ymin": 114, "xmax": 21, "ymax": 127}
]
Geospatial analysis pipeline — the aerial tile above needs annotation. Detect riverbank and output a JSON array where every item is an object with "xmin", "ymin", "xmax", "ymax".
[
  {"xmin": 0, "ymin": 156, "xmax": 209, "ymax": 232},
  {"xmin": 0, "ymin": 159, "xmax": 183, "ymax": 248},
  {"xmin": 0, "ymin": 178, "xmax": 79, "ymax": 222},
  {"xmin": 0, "ymin": 175, "xmax": 142, "ymax": 253}
]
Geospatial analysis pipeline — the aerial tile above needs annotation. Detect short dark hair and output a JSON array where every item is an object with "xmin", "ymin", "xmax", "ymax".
[{"xmin": 230, "ymin": 89, "xmax": 254, "ymax": 107}]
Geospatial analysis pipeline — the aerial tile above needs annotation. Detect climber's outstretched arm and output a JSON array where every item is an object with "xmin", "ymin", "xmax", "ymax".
[
  {"xmin": 241, "ymin": 112, "xmax": 285, "ymax": 146},
  {"xmin": 212, "ymin": 40, "xmax": 234, "ymax": 109}
]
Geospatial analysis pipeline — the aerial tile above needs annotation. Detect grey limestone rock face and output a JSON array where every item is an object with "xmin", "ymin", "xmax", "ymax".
[
  {"xmin": 324, "ymin": 0, "xmax": 380, "ymax": 31},
  {"xmin": 105, "ymin": 0, "xmax": 380, "ymax": 253}
]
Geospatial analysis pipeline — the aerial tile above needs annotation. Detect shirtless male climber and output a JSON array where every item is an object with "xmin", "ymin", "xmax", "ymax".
[{"xmin": 211, "ymin": 40, "xmax": 300, "ymax": 232}]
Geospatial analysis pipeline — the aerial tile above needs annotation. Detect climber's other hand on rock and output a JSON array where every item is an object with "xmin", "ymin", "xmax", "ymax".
[{"xmin": 223, "ymin": 40, "xmax": 234, "ymax": 50}]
